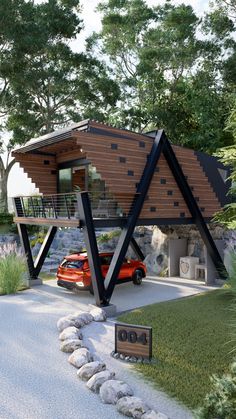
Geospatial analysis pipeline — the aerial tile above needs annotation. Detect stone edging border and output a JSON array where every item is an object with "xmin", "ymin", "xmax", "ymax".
[{"xmin": 57, "ymin": 307, "xmax": 168, "ymax": 419}]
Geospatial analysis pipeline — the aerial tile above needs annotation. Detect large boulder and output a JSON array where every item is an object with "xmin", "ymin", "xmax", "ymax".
[
  {"xmin": 141, "ymin": 411, "xmax": 169, "ymax": 419},
  {"xmin": 87, "ymin": 370, "xmax": 115, "ymax": 393},
  {"xmin": 77, "ymin": 361, "xmax": 106, "ymax": 381},
  {"xmin": 68, "ymin": 348, "xmax": 93, "ymax": 368},
  {"xmin": 57, "ymin": 316, "xmax": 74, "ymax": 332},
  {"xmin": 59, "ymin": 326, "xmax": 81, "ymax": 341},
  {"xmin": 100, "ymin": 380, "xmax": 133, "ymax": 404},
  {"xmin": 60, "ymin": 338, "xmax": 84, "ymax": 353},
  {"xmin": 90, "ymin": 307, "xmax": 107, "ymax": 322},
  {"xmin": 117, "ymin": 396, "xmax": 149, "ymax": 418}
]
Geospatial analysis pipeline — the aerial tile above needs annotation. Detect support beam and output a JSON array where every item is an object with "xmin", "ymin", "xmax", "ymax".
[
  {"xmin": 130, "ymin": 237, "xmax": 145, "ymax": 261},
  {"xmin": 163, "ymin": 140, "xmax": 228, "ymax": 280},
  {"xmin": 17, "ymin": 224, "xmax": 36, "ymax": 279},
  {"xmin": 76, "ymin": 192, "xmax": 108, "ymax": 306},
  {"xmin": 34, "ymin": 226, "xmax": 57, "ymax": 277},
  {"xmin": 104, "ymin": 130, "xmax": 165, "ymax": 301}
]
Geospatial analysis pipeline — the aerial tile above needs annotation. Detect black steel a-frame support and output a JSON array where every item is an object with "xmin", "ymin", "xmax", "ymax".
[
  {"xmin": 162, "ymin": 139, "xmax": 228, "ymax": 280},
  {"xmin": 73, "ymin": 129, "xmax": 227, "ymax": 306},
  {"xmin": 104, "ymin": 130, "xmax": 165, "ymax": 301},
  {"xmin": 77, "ymin": 192, "xmax": 108, "ymax": 306},
  {"xmin": 17, "ymin": 224, "xmax": 57, "ymax": 280}
]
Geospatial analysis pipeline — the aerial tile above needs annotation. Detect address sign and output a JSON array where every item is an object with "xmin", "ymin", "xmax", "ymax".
[{"xmin": 115, "ymin": 323, "xmax": 152, "ymax": 360}]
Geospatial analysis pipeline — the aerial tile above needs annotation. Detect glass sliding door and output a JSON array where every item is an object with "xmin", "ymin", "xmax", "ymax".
[{"xmin": 58, "ymin": 168, "xmax": 72, "ymax": 193}]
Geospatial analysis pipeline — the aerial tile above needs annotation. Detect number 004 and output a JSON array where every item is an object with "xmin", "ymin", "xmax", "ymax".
[{"xmin": 118, "ymin": 329, "xmax": 147, "ymax": 345}]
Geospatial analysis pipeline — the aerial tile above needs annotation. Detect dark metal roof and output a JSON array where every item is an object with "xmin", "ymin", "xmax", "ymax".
[{"xmin": 12, "ymin": 120, "xmax": 90, "ymax": 154}]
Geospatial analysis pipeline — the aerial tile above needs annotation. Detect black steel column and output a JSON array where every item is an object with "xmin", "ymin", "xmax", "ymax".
[
  {"xmin": 105, "ymin": 130, "xmax": 165, "ymax": 301},
  {"xmin": 76, "ymin": 192, "xmax": 108, "ymax": 306},
  {"xmin": 17, "ymin": 224, "xmax": 36, "ymax": 279},
  {"xmin": 163, "ymin": 140, "xmax": 228, "ymax": 279},
  {"xmin": 34, "ymin": 226, "xmax": 57, "ymax": 277},
  {"xmin": 130, "ymin": 237, "xmax": 145, "ymax": 261}
]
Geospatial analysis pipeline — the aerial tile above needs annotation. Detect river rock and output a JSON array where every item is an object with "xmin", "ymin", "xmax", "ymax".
[
  {"xmin": 57, "ymin": 316, "xmax": 74, "ymax": 332},
  {"xmin": 87, "ymin": 370, "xmax": 115, "ymax": 393},
  {"xmin": 90, "ymin": 307, "xmax": 107, "ymax": 322},
  {"xmin": 77, "ymin": 361, "xmax": 106, "ymax": 381},
  {"xmin": 73, "ymin": 312, "xmax": 93, "ymax": 328},
  {"xmin": 59, "ymin": 326, "xmax": 81, "ymax": 341},
  {"xmin": 117, "ymin": 396, "xmax": 149, "ymax": 418},
  {"xmin": 68, "ymin": 348, "xmax": 93, "ymax": 368},
  {"xmin": 60, "ymin": 338, "xmax": 84, "ymax": 353},
  {"xmin": 100, "ymin": 380, "xmax": 133, "ymax": 404},
  {"xmin": 141, "ymin": 411, "xmax": 169, "ymax": 419}
]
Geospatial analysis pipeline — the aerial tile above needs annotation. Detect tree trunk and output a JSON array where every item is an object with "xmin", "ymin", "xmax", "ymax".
[{"xmin": 0, "ymin": 157, "xmax": 15, "ymax": 213}]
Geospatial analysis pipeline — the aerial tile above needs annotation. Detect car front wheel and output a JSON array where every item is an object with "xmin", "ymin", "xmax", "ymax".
[{"xmin": 132, "ymin": 269, "xmax": 143, "ymax": 285}]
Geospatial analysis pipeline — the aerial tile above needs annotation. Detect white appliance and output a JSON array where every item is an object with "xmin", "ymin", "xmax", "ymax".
[{"xmin": 179, "ymin": 257, "xmax": 199, "ymax": 279}]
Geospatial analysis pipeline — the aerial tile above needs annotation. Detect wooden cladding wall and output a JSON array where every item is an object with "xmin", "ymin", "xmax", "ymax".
[
  {"xmin": 75, "ymin": 131, "xmax": 221, "ymax": 220},
  {"xmin": 13, "ymin": 124, "xmax": 222, "ymax": 220},
  {"xmin": 16, "ymin": 154, "xmax": 57, "ymax": 195}
]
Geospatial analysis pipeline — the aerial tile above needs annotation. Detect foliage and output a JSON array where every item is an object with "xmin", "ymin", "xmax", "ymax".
[
  {"xmin": 30, "ymin": 231, "xmax": 46, "ymax": 248},
  {"xmin": 0, "ymin": 212, "xmax": 13, "ymax": 225},
  {"xmin": 0, "ymin": 0, "xmax": 120, "ymax": 213},
  {"xmin": 89, "ymin": 0, "xmax": 236, "ymax": 153},
  {"xmin": 97, "ymin": 229, "xmax": 120, "ymax": 243},
  {"xmin": 196, "ymin": 361, "xmax": 236, "ymax": 419},
  {"xmin": 118, "ymin": 291, "xmax": 234, "ymax": 409},
  {"xmin": 0, "ymin": 242, "xmax": 26, "ymax": 295},
  {"xmin": 214, "ymin": 102, "xmax": 236, "ymax": 228}
]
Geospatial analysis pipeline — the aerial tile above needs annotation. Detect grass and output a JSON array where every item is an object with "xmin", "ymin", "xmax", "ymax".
[
  {"xmin": 0, "ymin": 254, "xmax": 27, "ymax": 295},
  {"xmin": 118, "ymin": 290, "xmax": 235, "ymax": 410}
]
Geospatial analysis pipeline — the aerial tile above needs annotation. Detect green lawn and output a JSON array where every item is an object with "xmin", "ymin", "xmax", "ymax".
[{"xmin": 118, "ymin": 290, "xmax": 235, "ymax": 410}]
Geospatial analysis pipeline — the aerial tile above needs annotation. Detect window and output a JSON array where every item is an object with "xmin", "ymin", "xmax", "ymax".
[
  {"xmin": 100, "ymin": 255, "xmax": 113, "ymax": 265},
  {"xmin": 61, "ymin": 259, "xmax": 84, "ymax": 269},
  {"xmin": 59, "ymin": 168, "xmax": 72, "ymax": 193}
]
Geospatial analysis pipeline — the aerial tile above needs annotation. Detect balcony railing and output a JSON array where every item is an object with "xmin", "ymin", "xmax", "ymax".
[{"xmin": 13, "ymin": 191, "xmax": 138, "ymax": 221}]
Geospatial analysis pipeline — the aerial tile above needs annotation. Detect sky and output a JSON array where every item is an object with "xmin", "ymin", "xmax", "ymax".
[{"xmin": 8, "ymin": 0, "xmax": 210, "ymax": 200}]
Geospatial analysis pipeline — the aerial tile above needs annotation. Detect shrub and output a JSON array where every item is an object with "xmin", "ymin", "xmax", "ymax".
[
  {"xmin": 97, "ymin": 230, "xmax": 120, "ymax": 243},
  {"xmin": 196, "ymin": 362, "xmax": 236, "ymax": 419},
  {"xmin": 0, "ymin": 212, "xmax": 13, "ymax": 225},
  {"xmin": 0, "ymin": 243, "xmax": 26, "ymax": 295}
]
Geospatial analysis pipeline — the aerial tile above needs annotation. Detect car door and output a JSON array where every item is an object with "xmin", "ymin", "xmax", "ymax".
[{"xmin": 119, "ymin": 257, "xmax": 132, "ymax": 280}]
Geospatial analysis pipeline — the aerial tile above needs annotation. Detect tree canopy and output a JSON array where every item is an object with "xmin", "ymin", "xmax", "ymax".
[{"xmin": 88, "ymin": 0, "xmax": 236, "ymax": 153}]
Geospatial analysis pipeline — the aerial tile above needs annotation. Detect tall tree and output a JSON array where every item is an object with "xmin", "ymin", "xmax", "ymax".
[
  {"xmin": 0, "ymin": 0, "xmax": 119, "ymax": 212},
  {"xmin": 88, "ymin": 0, "xmax": 235, "ymax": 152},
  {"xmin": 214, "ymin": 103, "xmax": 236, "ymax": 229}
]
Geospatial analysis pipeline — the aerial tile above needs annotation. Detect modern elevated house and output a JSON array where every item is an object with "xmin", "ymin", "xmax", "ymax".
[{"xmin": 12, "ymin": 120, "xmax": 230, "ymax": 306}]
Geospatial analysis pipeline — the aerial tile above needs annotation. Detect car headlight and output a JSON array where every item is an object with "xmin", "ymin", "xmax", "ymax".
[{"xmin": 77, "ymin": 282, "xmax": 85, "ymax": 287}]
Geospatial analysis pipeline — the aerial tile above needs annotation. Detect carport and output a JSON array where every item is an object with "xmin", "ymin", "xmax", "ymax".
[{"xmin": 12, "ymin": 120, "xmax": 230, "ymax": 307}]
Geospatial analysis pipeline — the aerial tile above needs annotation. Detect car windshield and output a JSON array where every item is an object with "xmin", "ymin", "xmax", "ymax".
[{"xmin": 61, "ymin": 259, "xmax": 84, "ymax": 269}]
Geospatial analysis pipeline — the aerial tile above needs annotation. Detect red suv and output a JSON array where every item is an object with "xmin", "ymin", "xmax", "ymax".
[{"xmin": 57, "ymin": 252, "xmax": 146, "ymax": 294}]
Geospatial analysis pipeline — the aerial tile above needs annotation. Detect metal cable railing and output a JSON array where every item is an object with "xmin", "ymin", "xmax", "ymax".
[{"xmin": 13, "ymin": 191, "xmax": 139, "ymax": 220}]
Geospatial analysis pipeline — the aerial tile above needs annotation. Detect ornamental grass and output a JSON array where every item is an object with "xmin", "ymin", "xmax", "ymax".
[{"xmin": 0, "ymin": 242, "xmax": 27, "ymax": 295}]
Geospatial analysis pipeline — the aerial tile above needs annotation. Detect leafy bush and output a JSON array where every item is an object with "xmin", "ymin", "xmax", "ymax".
[
  {"xmin": 0, "ymin": 243, "xmax": 26, "ymax": 295},
  {"xmin": 97, "ymin": 230, "xmax": 120, "ymax": 243},
  {"xmin": 0, "ymin": 212, "xmax": 13, "ymax": 225},
  {"xmin": 196, "ymin": 362, "xmax": 236, "ymax": 419}
]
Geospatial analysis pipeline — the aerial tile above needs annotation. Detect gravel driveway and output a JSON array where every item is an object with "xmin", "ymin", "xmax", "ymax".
[{"xmin": 0, "ymin": 277, "xmax": 215, "ymax": 419}]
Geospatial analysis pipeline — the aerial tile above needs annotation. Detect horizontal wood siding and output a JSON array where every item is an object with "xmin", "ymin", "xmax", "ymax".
[
  {"xmin": 16, "ymin": 154, "xmax": 57, "ymax": 195},
  {"xmin": 13, "ymin": 123, "xmax": 222, "ymax": 220}
]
